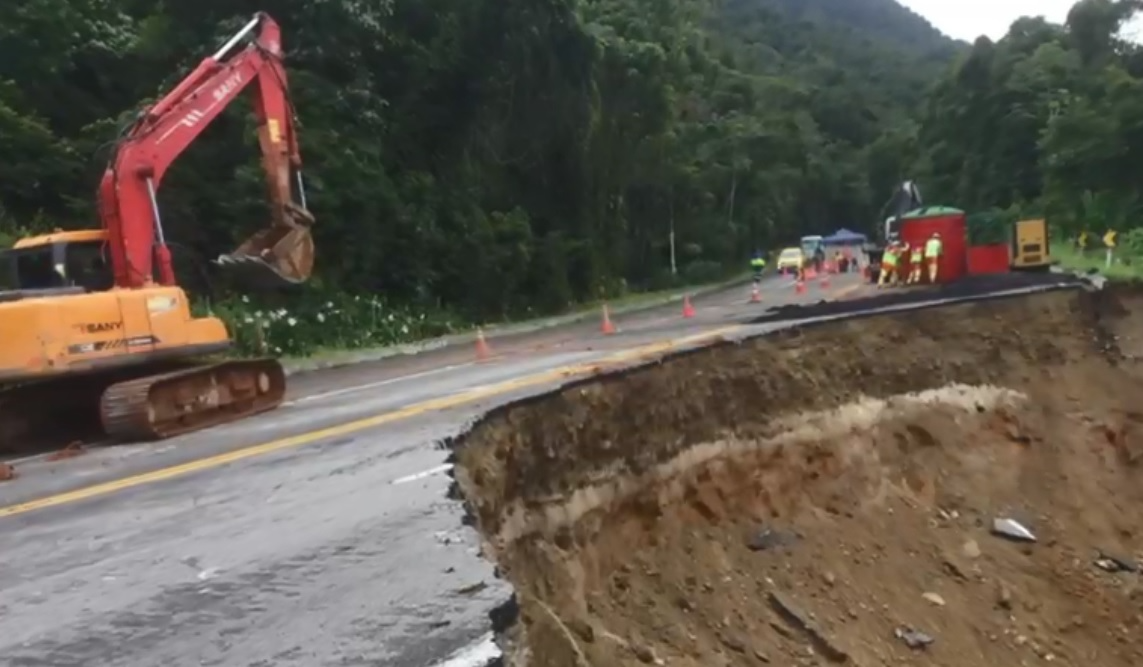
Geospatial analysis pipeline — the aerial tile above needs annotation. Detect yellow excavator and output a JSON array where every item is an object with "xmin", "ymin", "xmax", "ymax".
[{"xmin": 0, "ymin": 13, "xmax": 315, "ymax": 452}]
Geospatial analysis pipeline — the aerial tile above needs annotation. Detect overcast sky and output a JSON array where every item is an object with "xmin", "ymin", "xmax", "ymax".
[{"xmin": 897, "ymin": 0, "xmax": 1078, "ymax": 41}]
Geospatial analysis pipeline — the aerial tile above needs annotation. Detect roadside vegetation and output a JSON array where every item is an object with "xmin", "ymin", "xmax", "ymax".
[{"xmin": 4, "ymin": 1, "xmax": 1143, "ymax": 356}]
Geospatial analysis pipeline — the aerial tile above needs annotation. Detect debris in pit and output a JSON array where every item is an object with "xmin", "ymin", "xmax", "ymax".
[
  {"xmin": 747, "ymin": 526, "xmax": 798, "ymax": 551},
  {"xmin": 767, "ymin": 591, "xmax": 850, "ymax": 662},
  {"xmin": 1094, "ymin": 550, "xmax": 1139, "ymax": 573},
  {"xmin": 922, "ymin": 591, "xmax": 946, "ymax": 606},
  {"xmin": 895, "ymin": 626, "xmax": 935, "ymax": 650},
  {"xmin": 991, "ymin": 517, "xmax": 1036, "ymax": 542}
]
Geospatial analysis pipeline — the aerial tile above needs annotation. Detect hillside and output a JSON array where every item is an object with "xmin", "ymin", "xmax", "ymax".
[
  {"xmin": 0, "ymin": 0, "xmax": 957, "ymax": 350},
  {"xmin": 766, "ymin": 0, "xmax": 960, "ymax": 57}
]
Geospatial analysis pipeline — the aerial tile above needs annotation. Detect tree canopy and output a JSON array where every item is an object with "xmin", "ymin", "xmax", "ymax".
[
  {"xmin": 0, "ymin": 0, "xmax": 964, "ymax": 320},
  {"xmin": 914, "ymin": 0, "xmax": 1143, "ymax": 250},
  {"xmin": 30, "ymin": 0, "xmax": 1143, "ymax": 326}
]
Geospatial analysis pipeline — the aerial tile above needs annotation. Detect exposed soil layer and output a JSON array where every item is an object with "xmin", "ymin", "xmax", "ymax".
[{"xmin": 450, "ymin": 285, "xmax": 1143, "ymax": 666}]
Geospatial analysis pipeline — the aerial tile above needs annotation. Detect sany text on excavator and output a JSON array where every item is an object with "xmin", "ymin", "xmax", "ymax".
[{"xmin": 0, "ymin": 13, "xmax": 315, "ymax": 452}]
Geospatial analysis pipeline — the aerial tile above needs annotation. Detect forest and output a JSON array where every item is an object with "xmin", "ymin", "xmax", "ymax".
[{"xmin": 0, "ymin": 0, "xmax": 1139, "ymax": 353}]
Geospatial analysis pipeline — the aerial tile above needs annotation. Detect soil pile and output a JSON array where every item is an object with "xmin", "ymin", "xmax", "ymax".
[{"xmin": 450, "ymin": 286, "xmax": 1143, "ymax": 666}]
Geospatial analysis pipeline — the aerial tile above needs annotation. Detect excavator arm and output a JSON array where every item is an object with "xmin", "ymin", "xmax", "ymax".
[
  {"xmin": 880, "ymin": 180, "xmax": 923, "ymax": 242},
  {"xmin": 97, "ymin": 12, "xmax": 315, "ymax": 290}
]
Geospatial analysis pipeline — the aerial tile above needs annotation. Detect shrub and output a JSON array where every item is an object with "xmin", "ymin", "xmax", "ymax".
[{"xmin": 199, "ymin": 293, "xmax": 463, "ymax": 358}]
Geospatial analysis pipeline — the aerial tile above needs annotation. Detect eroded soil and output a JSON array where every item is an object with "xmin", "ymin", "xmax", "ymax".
[{"xmin": 450, "ymin": 285, "xmax": 1143, "ymax": 666}]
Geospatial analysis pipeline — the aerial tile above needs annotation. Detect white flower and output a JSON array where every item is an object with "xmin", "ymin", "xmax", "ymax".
[
  {"xmin": 277, "ymin": 308, "xmax": 287, "ymax": 317},
  {"xmin": 287, "ymin": 317, "xmax": 297, "ymax": 326},
  {"xmin": 244, "ymin": 316, "xmax": 254, "ymax": 324},
  {"xmin": 401, "ymin": 324, "xmax": 408, "ymax": 334},
  {"xmin": 241, "ymin": 295, "xmax": 249, "ymax": 303},
  {"xmin": 326, "ymin": 301, "xmax": 334, "ymax": 308},
  {"xmin": 387, "ymin": 313, "xmax": 394, "ymax": 322},
  {"xmin": 316, "ymin": 313, "xmax": 325, "ymax": 323}
]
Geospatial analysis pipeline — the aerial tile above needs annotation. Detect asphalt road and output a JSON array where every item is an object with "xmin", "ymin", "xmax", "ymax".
[{"xmin": 0, "ymin": 272, "xmax": 862, "ymax": 667}]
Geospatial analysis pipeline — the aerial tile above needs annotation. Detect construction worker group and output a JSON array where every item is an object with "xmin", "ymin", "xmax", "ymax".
[{"xmin": 878, "ymin": 232, "xmax": 942, "ymax": 288}]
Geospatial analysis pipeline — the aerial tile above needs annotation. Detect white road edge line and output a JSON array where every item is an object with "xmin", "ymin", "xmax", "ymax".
[
  {"xmin": 284, "ymin": 363, "xmax": 473, "ymax": 407},
  {"xmin": 430, "ymin": 633, "xmax": 500, "ymax": 667},
  {"xmin": 393, "ymin": 464, "xmax": 453, "ymax": 485}
]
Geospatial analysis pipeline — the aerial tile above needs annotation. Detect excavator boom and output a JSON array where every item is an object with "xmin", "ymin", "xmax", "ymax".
[{"xmin": 98, "ymin": 13, "xmax": 315, "ymax": 290}]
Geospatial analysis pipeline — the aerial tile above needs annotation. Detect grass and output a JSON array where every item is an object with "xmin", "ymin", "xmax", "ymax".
[{"xmin": 1051, "ymin": 243, "xmax": 1143, "ymax": 280}]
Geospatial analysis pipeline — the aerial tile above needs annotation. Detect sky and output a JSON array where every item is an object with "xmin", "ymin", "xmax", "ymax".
[{"xmin": 897, "ymin": 0, "xmax": 1079, "ymax": 41}]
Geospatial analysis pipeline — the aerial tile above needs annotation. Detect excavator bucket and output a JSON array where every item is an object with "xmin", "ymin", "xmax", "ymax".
[{"xmin": 215, "ymin": 202, "xmax": 315, "ymax": 290}]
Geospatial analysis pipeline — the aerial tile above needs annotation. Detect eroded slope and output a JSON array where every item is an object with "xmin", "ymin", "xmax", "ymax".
[{"xmin": 450, "ymin": 286, "xmax": 1143, "ymax": 666}]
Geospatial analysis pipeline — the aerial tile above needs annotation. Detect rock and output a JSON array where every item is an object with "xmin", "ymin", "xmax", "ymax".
[
  {"xmin": 748, "ymin": 527, "xmax": 798, "ymax": 552},
  {"xmin": 1094, "ymin": 550, "xmax": 1139, "ymax": 573},
  {"xmin": 963, "ymin": 539, "xmax": 982, "ymax": 558},
  {"xmin": 754, "ymin": 648, "xmax": 771, "ymax": 662},
  {"xmin": 569, "ymin": 618, "xmax": 595, "ymax": 643},
  {"xmin": 631, "ymin": 642, "xmax": 657, "ymax": 663},
  {"xmin": 895, "ymin": 626, "xmax": 935, "ymax": 650},
  {"xmin": 721, "ymin": 634, "xmax": 747, "ymax": 653},
  {"xmin": 767, "ymin": 592, "xmax": 849, "ymax": 662},
  {"xmin": 997, "ymin": 583, "xmax": 1013, "ymax": 610},
  {"xmin": 992, "ymin": 517, "xmax": 1036, "ymax": 542},
  {"xmin": 922, "ymin": 591, "xmax": 946, "ymax": 606}
]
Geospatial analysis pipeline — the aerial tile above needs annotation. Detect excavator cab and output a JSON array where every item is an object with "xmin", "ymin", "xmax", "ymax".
[{"xmin": 215, "ymin": 200, "xmax": 315, "ymax": 290}]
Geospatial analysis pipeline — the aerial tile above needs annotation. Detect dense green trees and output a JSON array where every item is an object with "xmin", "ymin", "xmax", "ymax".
[
  {"xmin": 914, "ymin": 0, "xmax": 1143, "ymax": 251},
  {"xmin": 0, "ymin": 0, "xmax": 955, "ymax": 327},
  {"xmin": 8, "ymin": 0, "xmax": 1141, "ymax": 338}
]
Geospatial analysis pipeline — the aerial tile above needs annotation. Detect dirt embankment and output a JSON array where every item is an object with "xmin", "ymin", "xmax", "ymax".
[{"xmin": 449, "ymin": 285, "xmax": 1143, "ymax": 667}]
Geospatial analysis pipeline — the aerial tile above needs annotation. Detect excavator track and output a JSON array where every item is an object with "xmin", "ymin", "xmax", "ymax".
[{"xmin": 99, "ymin": 358, "xmax": 286, "ymax": 441}]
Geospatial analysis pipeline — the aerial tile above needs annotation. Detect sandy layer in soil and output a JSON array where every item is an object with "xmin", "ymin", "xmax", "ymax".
[{"xmin": 449, "ymin": 285, "xmax": 1143, "ymax": 666}]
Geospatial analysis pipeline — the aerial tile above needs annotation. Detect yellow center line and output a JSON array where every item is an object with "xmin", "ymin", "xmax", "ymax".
[{"xmin": 0, "ymin": 324, "xmax": 742, "ymax": 519}]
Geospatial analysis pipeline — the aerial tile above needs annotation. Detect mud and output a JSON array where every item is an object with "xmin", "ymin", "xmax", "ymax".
[{"xmin": 449, "ymin": 285, "xmax": 1143, "ymax": 667}]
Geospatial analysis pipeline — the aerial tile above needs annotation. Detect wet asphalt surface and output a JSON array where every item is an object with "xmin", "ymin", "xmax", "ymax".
[{"xmin": 0, "ymin": 273, "xmax": 861, "ymax": 667}]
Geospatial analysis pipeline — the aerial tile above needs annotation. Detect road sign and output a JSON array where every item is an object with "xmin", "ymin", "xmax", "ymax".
[{"xmin": 1104, "ymin": 230, "xmax": 1117, "ymax": 247}]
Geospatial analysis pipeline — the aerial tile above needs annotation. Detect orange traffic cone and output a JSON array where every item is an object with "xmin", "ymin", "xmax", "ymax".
[
  {"xmin": 750, "ymin": 284, "xmax": 762, "ymax": 303},
  {"xmin": 682, "ymin": 295, "xmax": 695, "ymax": 318},
  {"xmin": 795, "ymin": 281, "xmax": 806, "ymax": 294},
  {"xmin": 474, "ymin": 327, "xmax": 492, "ymax": 361},
  {"xmin": 600, "ymin": 303, "xmax": 616, "ymax": 335}
]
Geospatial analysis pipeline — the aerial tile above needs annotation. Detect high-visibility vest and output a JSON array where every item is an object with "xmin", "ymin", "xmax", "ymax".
[
  {"xmin": 925, "ymin": 238, "xmax": 942, "ymax": 258},
  {"xmin": 911, "ymin": 247, "xmax": 924, "ymax": 262},
  {"xmin": 883, "ymin": 248, "xmax": 899, "ymax": 266},
  {"xmin": 751, "ymin": 257, "xmax": 766, "ymax": 269}
]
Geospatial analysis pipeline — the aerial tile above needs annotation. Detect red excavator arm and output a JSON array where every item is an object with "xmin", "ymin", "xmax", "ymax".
[{"xmin": 97, "ymin": 12, "xmax": 315, "ymax": 290}]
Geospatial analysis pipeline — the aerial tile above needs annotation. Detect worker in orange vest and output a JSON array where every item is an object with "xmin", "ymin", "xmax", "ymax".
[
  {"xmin": 878, "ymin": 241, "xmax": 901, "ymax": 287},
  {"xmin": 924, "ymin": 232, "xmax": 943, "ymax": 282},
  {"xmin": 907, "ymin": 241, "xmax": 924, "ymax": 284}
]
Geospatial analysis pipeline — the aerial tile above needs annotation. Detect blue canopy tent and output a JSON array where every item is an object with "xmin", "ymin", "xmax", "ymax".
[{"xmin": 822, "ymin": 228, "xmax": 867, "ymax": 246}]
